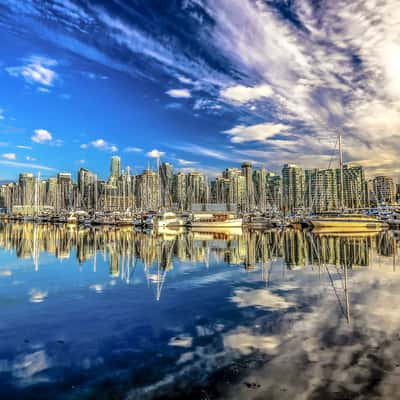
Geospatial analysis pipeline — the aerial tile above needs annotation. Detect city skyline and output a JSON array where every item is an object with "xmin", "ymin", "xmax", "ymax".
[
  {"xmin": 1, "ymin": 1, "xmax": 400, "ymax": 181},
  {"xmin": 1, "ymin": 155, "xmax": 399, "ymax": 215}
]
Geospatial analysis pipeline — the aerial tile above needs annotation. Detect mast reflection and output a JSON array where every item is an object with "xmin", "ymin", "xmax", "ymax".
[{"xmin": 0, "ymin": 222, "xmax": 398, "ymax": 303}]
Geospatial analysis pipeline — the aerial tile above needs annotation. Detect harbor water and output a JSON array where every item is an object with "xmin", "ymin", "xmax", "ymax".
[{"xmin": 1, "ymin": 222, "xmax": 400, "ymax": 399}]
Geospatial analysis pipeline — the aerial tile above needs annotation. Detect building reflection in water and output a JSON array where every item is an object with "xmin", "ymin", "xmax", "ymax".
[{"xmin": 0, "ymin": 222, "xmax": 398, "ymax": 301}]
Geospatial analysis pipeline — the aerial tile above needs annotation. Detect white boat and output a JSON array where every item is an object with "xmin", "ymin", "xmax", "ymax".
[
  {"xmin": 154, "ymin": 212, "xmax": 187, "ymax": 228},
  {"xmin": 309, "ymin": 213, "xmax": 387, "ymax": 232},
  {"xmin": 190, "ymin": 212, "xmax": 242, "ymax": 228}
]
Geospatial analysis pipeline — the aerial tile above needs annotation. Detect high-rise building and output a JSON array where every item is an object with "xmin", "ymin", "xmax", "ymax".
[
  {"xmin": 159, "ymin": 162, "xmax": 174, "ymax": 207},
  {"xmin": 282, "ymin": 164, "xmax": 304, "ymax": 213},
  {"xmin": 18, "ymin": 173, "xmax": 35, "ymax": 206},
  {"xmin": 253, "ymin": 168, "xmax": 268, "ymax": 211},
  {"xmin": 46, "ymin": 177, "xmax": 58, "ymax": 210},
  {"xmin": 338, "ymin": 165, "xmax": 367, "ymax": 209},
  {"xmin": 305, "ymin": 168, "xmax": 338, "ymax": 212},
  {"xmin": 373, "ymin": 175, "xmax": 395, "ymax": 205},
  {"xmin": 223, "ymin": 168, "xmax": 245, "ymax": 209},
  {"xmin": 173, "ymin": 172, "xmax": 187, "ymax": 209},
  {"xmin": 241, "ymin": 162, "xmax": 255, "ymax": 212},
  {"xmin": 136, "ymin": 168, "xmax": 160, "ymax": 211},
  {"xmin": 110, "ymin": 156, "xmax": 121, "ymax": 184},
  {"xmin": 211, "ymin": 176, "xmax": 230, "ymax": 204},
  {"xmin": 57, "ymin": 173, "xmax": 73, "ymax": 210},
  {"xmin": 187, "ymin": 171, "xmax": 207, "ymax": 208},
  {"xmin": 267, "ymin": 173, "xmax": 282, "ymax": 211},
  {"xmin": 78, "ymin": 168, "xmax": 98, "ymax": 210}
]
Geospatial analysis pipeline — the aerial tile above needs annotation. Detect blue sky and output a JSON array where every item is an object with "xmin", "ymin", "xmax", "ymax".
[{"xmin": 0, "ymin": 0, "xmax": 399, "ymax": 181}]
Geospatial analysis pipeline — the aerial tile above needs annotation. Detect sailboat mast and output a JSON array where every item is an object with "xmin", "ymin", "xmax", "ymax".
[{"xmin": 338, "ymin": 132, "xmax": 344, "ymax": 210}]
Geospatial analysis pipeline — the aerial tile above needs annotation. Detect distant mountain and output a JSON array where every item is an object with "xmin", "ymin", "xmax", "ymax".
[{"xmin": 0, "ymin": 180, "xmax": 13, "ymax": 185}]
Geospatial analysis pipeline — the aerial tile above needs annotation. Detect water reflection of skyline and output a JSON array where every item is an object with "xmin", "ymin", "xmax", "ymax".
[
  {"xmin": 0, "ymin": 223, "xmax": 398, "ymax": 275},
  {"xmin": 2, "ymin": 223, "xmax": 400, "ymax": 399}
]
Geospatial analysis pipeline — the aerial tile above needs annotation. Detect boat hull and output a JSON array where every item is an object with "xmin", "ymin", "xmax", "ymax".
[
  {"xmin": 311, "ymin": 218, "xmax": 387, "ymax": 232},
  {"xmin": 190, "ymin": 218, "xmax": 243, "ymax": 229}
]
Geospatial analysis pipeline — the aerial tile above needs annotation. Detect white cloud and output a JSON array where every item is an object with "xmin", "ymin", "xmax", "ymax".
[
  {"xmin": 81, "ymin": 138, "xmax": 118, "ymax": 152},
  {"xmin": 146, "ymin": 149, "xmax": 165, "ymax": 158},
  {"xmin": 177, "ymin": 75, "xmax": 194, "ymax": 84},
  {"xmin": 6, "ymin": 56, "xmax": 57, "ymax": 87},
  {"xmin": 193, "ymin": 98, "xmax": 222, "ymax": 112},
  {"xmin": 17, "ymin": 145, "xmax": 32, "ymax": 150},
  {"xmin": 124, "ymin": 146, "xmax": 143, "ymax": 152},
  {"xmin": 2, "ymin": 153, "xmax": 16, "ymax": 160},
  {"xmin": 171, "ymin": 143, "xmax": 232, "ymax": 162},
  {"xmin": 224, "ymin": 122, "xmax": 289, "ymax": 143},
  {"xmin": 178, "ymin": 159, "xmax": 198, "ymax": 166},
  {"xmin": 201, "ymin": 0, "xmax": 400, "ymax": 175},
  {"xmin": 166, "ymin": 88, "xmax": 191, "ymax": 98},
  {"xmin": 31, "ymin": 129, "xmax": 53, "ymax": 144},
  {"xmin": 25, "ymin": 156, "xmax": 37, "ymax": 161},
  {"xmin": 220, "ymin": 84, "xmax": 273, "ymax": 104},
  {"xmin": 91, "ymin": 138, "xmax": 107, "ymax": 148},
  {"xmin": 0, "ymin": 160, "xmax": 55, "ymax": 171}
]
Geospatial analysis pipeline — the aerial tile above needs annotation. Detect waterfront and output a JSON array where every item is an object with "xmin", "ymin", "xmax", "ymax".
[{"xmin": 1, "ymin": 223, "xmax": 400, "ymax": 399}]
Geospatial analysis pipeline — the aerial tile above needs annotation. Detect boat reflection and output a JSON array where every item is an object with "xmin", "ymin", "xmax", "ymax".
[{"xmin": 0, "ymin": 222, "xmax": 398, "ymax": 301}]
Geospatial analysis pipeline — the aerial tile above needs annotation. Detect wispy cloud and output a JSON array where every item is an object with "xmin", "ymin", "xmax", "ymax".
[
  {"xmin": 171, "ymin": 143, "xmax": 232, "ymax": 162},
  {"xmin": 220, "ymin": 84, "xmax": 273, "ymax": 104},
  {"xmin": 81, "ymin": 138, "xmax": 118, "ymax": 152},
  {"xmin": 0, "ymin": 160, "xmax": 55, "ymax": 171},
  {"xmin": 124, "ymin": 146, "xmax": 143, "ymax": 153},
  {"xmin": 2, "ymin": 153, "xmax": 16, "ymax": 160},
  {"xmin": 166, "ymin": 89, "xmax": 191, "ymax": 98},
  {"xmin": 0, "ymin": 109, "xmax": 4, "ymax": 120},
  {"xmin": 224, "ymin": 122, "xmax": 290, "ymax": 144},
  {"xmin": 201, "ymin": 0, "xmax": 400, "ymax": 175},
  {"xmin": 17, "ymin": 145, "xmax": 32, "ymax": 150},
  {"xmin": 6, "ymin": 56, "xmax": 58, "ymax": 87},
  {"xmin": 178, "ymin": 159, "xmax": 198, "ymax": 166},
  {"xmin": 146, "ymin": 149, "xmax": 165, "ymax": 158}
]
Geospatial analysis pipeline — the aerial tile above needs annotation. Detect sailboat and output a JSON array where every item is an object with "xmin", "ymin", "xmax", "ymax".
[{"xmin": 309, "ymin": 133, "xmax": 387, "ymax": 233}]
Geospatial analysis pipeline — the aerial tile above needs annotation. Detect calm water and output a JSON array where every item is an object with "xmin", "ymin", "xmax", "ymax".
[{"xmin": 1, "ymin": 223, "xmax": 400, "ymax": 399}]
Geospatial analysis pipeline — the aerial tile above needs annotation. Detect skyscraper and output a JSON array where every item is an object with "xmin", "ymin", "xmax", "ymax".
[
  {"xmin": 267, "ymin": 173, "xmax": 282, "ymax": 211},
  {"xmin": 223, "ymin": 168, "xmax": 245, "ymax": 209},
  {"xmin": 159, "ymin": 162, "xmax": 174, "ymax": 207},
  {"xmin": 173, "ymin": 172, "xmax": 187, "ymax": 209},
  {"xmin": 18, "ymin": 173, "xmax": 35, "ymax": 206},
  {"xmin": 136, "ymin": 168, "xmax": 160, "ymax": 211},
  {"xmin": 110, "ymin": 156, "xmax": 121, "ymax": 184},
  {"xmin": 305, "ymin": 168, "xmax": 338, "ymax": 212},
  {"xmin": 187, "ymin": 171, "xmax": 207, "ymax": 208},
  {"xmin": 241, "ymin": 162, "xmax": 255, "ymax": 212},
  {"xmin": 339, "ymin": 164, "xmax": 367, "ymax": 209},
  {"xmin": 253, "ymin": 168, "xmax": 268, "ymax": 211},
  {"xmin": 282, "ymin": 164, "xmax": 304, "ymax": 213},
  {"xmin": 57, "ymin": 172, "xmax": 73, "ymax": 210},
  {"xmin": 373, "ymin": 175, "xmax": 395, "ymax": 205},
  {"xmin": 78, "ymin": 168, "xmax": 98, "ymax": 210}
]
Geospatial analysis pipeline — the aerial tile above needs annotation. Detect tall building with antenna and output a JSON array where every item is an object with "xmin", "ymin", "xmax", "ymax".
[{"xmin": 109, "ymin": 156, "xmax": 121, "ymax": 185}]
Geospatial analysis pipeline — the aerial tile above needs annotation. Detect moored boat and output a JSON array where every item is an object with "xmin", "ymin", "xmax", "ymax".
[
  {"xmin": 189, "ymin": 212, "xmax": 242, "ymax": 229},
  {"xmin": 309, "ymin": 213, "xmax": 387, "ymax": 232}
]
